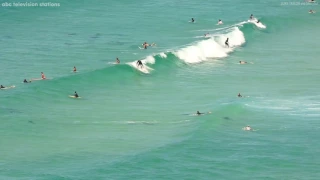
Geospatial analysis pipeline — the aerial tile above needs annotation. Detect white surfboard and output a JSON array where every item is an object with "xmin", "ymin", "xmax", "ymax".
[
  {"xmin": 0, "ymin": 85, "xmax": 15, "ymax": 90},
  {"xmin": 31, "ymin": 78, "xmax": 51, "ymax": 81},
  {"xmin": 69, "ymin": 95, "xmax": 81, "ymax": 98}
]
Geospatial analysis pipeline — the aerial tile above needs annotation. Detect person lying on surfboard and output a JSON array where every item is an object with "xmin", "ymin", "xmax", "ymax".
[
  {"xmin": 196, "ymin": 111, "xmax": 204, "ymax": 115},
  {"xmin": 0, "ymin": 85, "xmax": 5, "ymax": 89},
  {"xmin": 137, "ymin": 60, "xmax": 143, "ymax": 68},
  {"xmin": 23, "ymin": 79, "xmax": 31, "ymax": 83},
  {"xmin": 41, "ymin": 72, "xmax": 46, "ymax": 79},
  {"xmin": 243, "ymin": 125, "xmax": 252, "ymax": 131},
  {"xmin": 239, "ymin": 61, "xmax": 247, "ymax": 64}
]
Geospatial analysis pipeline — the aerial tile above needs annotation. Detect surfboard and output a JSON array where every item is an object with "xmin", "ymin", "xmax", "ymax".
[
  {"xmin": 69, "ymin": 95, "xmax": 81, "ymax": 98},
  {"xmin": 189, "ymin": 112, "xmax": 211, "ymax": 116},
  {"xmin": 31, "ymin": 78, "xmax": 51, "ymax": 81},
  {"xmin": 138, "ymin": 46, "xmax": 145, "ymax": 49},
  {"xmin": 137, "ymin": 66, "xmax": 150, "ymax": 73},
  {"xmin": 0, "ymin": 85, "xmax": 15, "ymax": 90}
]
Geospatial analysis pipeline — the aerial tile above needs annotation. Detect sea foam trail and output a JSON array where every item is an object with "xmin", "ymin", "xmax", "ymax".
[{"xmin": 173, "ymin": 27, "xmax": 245, "ymax": 64}]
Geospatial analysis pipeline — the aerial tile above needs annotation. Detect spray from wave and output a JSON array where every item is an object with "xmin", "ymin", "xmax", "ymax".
[{"xmin": 173, "ymin": 27, "xmax": 245, "ymax": 63}]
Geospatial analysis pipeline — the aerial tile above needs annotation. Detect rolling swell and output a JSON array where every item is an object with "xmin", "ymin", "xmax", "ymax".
[{"xmin": 8, "ymin": 20, "xmax": 267, "ymax": 92}]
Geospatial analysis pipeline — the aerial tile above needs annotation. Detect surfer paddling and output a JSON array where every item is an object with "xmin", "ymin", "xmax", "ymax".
[
  {"xmin": 195, "ymin": 111, "xmax": 211, "ymax": 116},
  {"xmin": 243, "ymin": 125, "xmax": 252, "ymax": 131},
  {"xmin": 239, "ymin": 61, "xmax": 247, "ymax": 64},
  {"xmin": 0, "ymin": 85, "xmax": 5, "ymax": 89},
  {"xmin": 23, "ymin": 79, "xmax": 31, "ymax": 83}
]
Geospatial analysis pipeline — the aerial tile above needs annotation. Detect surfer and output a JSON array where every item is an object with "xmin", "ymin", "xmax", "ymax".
[
  {"xmin": 244, "ymin": 125, "xmax": 252, "ymax": 131},
  {"xmin": 41, "ymin": 72, "xmax": 46, "ymax": 79},
  {"xmin": 218, "ymin": 19, "xmax": 223, "ymax": 24},
  {"xmin": 137, "ymin": 60, "xmax": 143, "ymax": 68},
  {"xmin": 143, "ymin": 42, "xmax": 148, "ymax": 49},
  {"xmin": 191, "ymin": 18, "xmax": 195, "ymax": 23},
  {"xmin": 225, "ymin": 38, "xmax": 229, "ymax": 47},
  {"xmin": 250, "ymin": 14, "xmax": 253, "ymax": 19},
  {"xmin": 116, "ymin": 58, "xmax": 120, "ymax": 64},
  {"xmin": 309, "ymin": 10, "xmax": 315, "ymax": 13},
  {"xmin": 74, "ymin": 91, "xmax": 79, "ymax": 98},
  {"xmin": 196, "ymin": 111, "xmax": 205, "ymax": 115},
  {"xmin": 23, "ymin": 79, "xmax": 31, "ymax": 83},
  {"xmin": 73, "ymin": 66, "xmax": 77, "ymax": 72},
  {"xmin": 257, "ymin": 20, "xmax": 260, "ymax": 23},
  {"xmin": 238, "ymin": 93, "xmax": 242, "ymax": 97},
  {"xmin": 239, "ymin": 61, "xmax": 247, "ymax": 64},
  {"xmin": 204, "ymin": 33, "xmax": 209, "ymax": 37},
  {"xmin": 0, "ymin": 85, "xmax": 5, "ymax": 89}
]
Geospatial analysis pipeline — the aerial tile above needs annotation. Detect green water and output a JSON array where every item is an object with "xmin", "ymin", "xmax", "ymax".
[{"xmin": 1, "ymin": 0, "xmax": 320, "ymax": 179}]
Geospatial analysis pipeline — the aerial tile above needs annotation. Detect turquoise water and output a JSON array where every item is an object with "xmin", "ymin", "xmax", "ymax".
[{"xmin": 1, "ymin": 0, "xmax": 320, "ymax": 179}]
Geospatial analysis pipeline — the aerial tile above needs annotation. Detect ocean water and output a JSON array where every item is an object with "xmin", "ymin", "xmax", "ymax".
[{"xmin": 1, "ymin": 0, "xmax": 320, "ymax": 179}]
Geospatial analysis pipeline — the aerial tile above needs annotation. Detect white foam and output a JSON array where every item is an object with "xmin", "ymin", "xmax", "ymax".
[
  {"xmin": 173, "ymin": 27, "xmax": 245, "ymax": 64},
  {"xmin": 159, "ymin": 52, "xmax": 167, "ymax": 58},
  {"xmin": 127, "ymin": 56, "xmax": 155, "ymax": 74},
  {"xmin": 248, "ymin": 19, "xmax": 266, "ymax": 29}
]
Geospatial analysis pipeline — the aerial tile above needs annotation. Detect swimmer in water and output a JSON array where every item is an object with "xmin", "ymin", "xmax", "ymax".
[
  {"xmin": 41, "ymin": 72, "xmax": 46, "ymax": 79},
  {"xmin": 0, "ymin": 85, "xmax": 5, "ymax": 89},
  {"xmin": 239, "ymin": 61, "xmax": 247, "ymax": 64},
  {"xmin": 73, "ymin": 66, "xmax": 77, "ymax": 72},
  {"xmin": 225, "ymin": 38, "xmax": 229, "ymax": 47},
  {"xmin": 191, "ymin": 18, "xmax": 195, "ymax": 23},
  {"xmin": 23, "ymin": 79, "xmax": 31, "ymax": 83},
  {"xmin": 137, "ymin": 60, "xmax": 143, "ymax": 68},
  {"xmin": 218, "ymin": 19, "xmax": 223, "ymax": 24},
  {"xmin": 204, "ymin": 33, "xmax": 209, "ymax": 37},
  {"xmin": 116, "ymin": 58, "xmax": 120, "ymax": 64},
  {"xmin": 257, "ymin": 20, "xmax": 260, "ymax": 23},
  {"xmin": 250, "ymin": 14, "xmax": 254, "ymax": 20},
  {"xmin": 74, "ymin": 91, "xmax": 79, "ymax": 98},
  {"xmin": 238, "ymin": 93, "xmax": 242, "ymax": 97}
]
